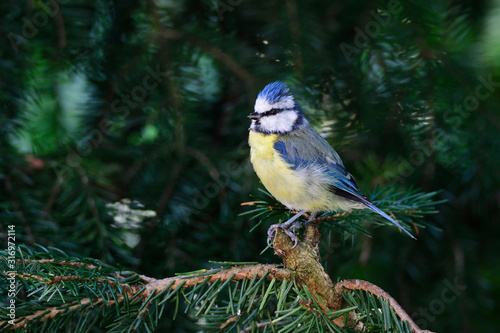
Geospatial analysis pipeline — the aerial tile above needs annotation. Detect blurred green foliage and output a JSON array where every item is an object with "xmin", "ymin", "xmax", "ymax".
[{"xmin": 0, "ymin": 0, "xmax": 499, "ymax": 331}]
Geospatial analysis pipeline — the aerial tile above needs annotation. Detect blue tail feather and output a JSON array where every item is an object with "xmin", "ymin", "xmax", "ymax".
[{"xmin": 364, "ymin": 202, "xmax": 416, "ymax": 239}]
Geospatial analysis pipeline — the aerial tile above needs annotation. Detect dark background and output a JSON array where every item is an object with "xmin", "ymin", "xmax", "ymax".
[{"xmin": 1, "ymin": 0, "xmax": 499, "ymax": 331}]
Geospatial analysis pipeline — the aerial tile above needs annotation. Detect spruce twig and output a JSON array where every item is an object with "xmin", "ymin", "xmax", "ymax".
[{"xmin": 335, "ymin": 279, "xmax": 436, "ymax": 333}]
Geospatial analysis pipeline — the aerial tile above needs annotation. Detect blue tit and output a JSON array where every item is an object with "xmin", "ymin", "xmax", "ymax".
[{"xmin": 248, "ymin": 81, "xmax": 416, "ymax": 247}]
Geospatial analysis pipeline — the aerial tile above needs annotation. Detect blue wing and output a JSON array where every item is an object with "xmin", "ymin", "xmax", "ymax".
[
  {"xmin": 273, "ymin": 140, "xmax": 416, "ymax": 239},
  {"xmin": 273, "ymin": 140, "xmax": 366, "ymax": 203}
]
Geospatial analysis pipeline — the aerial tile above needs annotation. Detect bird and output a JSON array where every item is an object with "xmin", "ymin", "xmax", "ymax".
[{"xmin": 248, "ymin": 81, "xmax": 416, "ymax": 247}]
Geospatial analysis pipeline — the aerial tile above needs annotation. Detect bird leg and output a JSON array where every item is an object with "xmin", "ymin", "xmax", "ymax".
[
  {"xmin": 290, "ymin": 211, "xmax": 317, "ymax": 233},
  {"xmin": 306, "ymin": 211, "xmax": 318, "ymax": 224},
  {"xmin": 267, "ymin": 210, "xmax": 306, "ymax": 248}
]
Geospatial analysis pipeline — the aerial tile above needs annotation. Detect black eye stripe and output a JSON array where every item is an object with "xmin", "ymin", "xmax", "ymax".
[{"xmin": 260, "ymin": 108, "xmax": 294, "ymax": 117}]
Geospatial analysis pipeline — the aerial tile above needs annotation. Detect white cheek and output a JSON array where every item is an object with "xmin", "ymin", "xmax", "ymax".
[
  {"xmin": 259, "ymin": 110, "xmax": 298, "ymax": 133},
  {"xmin": 254, "ymin": 96, "xmax": 295, "ymax": 113}
]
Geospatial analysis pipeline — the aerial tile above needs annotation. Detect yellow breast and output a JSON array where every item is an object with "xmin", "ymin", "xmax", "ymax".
[{"xmin": 248, "ymin": 131, "xmax": 326, "ymax": 211}]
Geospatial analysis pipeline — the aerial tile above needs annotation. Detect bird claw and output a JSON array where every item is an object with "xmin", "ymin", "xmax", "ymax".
[{"xmin": 267, "ymin": 223, "xmax": 299, "ymax": 248}]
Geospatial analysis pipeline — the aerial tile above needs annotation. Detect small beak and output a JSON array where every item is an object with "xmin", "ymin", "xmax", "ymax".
[{"xmin": 248, "ymin": 112, "xmax": 260, "ymax": 120}]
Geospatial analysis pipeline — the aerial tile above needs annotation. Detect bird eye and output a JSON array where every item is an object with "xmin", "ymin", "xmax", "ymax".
[{"xmin": 269, "ymin": 109, "xmax": 279, "ymax": 115}]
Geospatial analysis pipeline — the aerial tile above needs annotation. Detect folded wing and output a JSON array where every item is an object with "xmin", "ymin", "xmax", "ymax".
[{"xmin": 273, "ymin": 135, "xmax": 416, "ymax": 239}]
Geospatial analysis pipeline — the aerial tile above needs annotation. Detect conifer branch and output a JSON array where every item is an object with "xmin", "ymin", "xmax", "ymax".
[
  {"xmin": 271, "ymin": 223, "xmax": 435, "ymax": 332},
  {"xmin": 240, "ymin": 320, "xmax": 274, "ymax": 332},
  {"xmin": 9, "ymin": 297, "xmax": 122, "ymax": 330},
  {"xmin": 140, "ymin": 264, "xmax": 295, "ymax": 298},
  {"xmin": 17, "ymin": 259, "xmax": 100, "ymax": 271},
  {"xmin": 2, "ymin": 232, "xmax": 436, "ymax": 332},
  {"xmin": 1, "ymin": 258, "xmax": 295, "ymax": 331},
  {"xmin": 335, "ymin": 279, "xmax": 436, "ymax": 333},
  {"xmin": 271, "ymin": 224, "xmax": 359, "ymax": 328}
]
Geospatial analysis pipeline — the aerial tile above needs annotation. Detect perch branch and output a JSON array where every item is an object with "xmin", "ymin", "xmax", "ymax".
[
  {"xmin": 271, "ymin": 224, "xmax": 354, "ymax": 327},
  {"xmin": 271, "ymin": 223, "xmax": 433, "ymax": 332}
]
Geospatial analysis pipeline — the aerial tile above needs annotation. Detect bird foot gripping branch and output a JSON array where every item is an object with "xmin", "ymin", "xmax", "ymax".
[
  {"xmin": 267, "ymin": 210, "xmax": 318, "ymax": 248},
  {"xmin": 271, "ymin": 223, "xmax": 435, "ymax": 333}
]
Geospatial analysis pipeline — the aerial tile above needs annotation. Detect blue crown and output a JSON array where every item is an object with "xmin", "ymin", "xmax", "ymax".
[{"xmin": 257, "ymin": 81, "xmax": 291, "ymax": 104}]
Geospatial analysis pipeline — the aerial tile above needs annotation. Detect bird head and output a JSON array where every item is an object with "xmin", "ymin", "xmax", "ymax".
[{"xmin": 249, "ymin": 82, "xmax": 307, "ymax": 134}]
